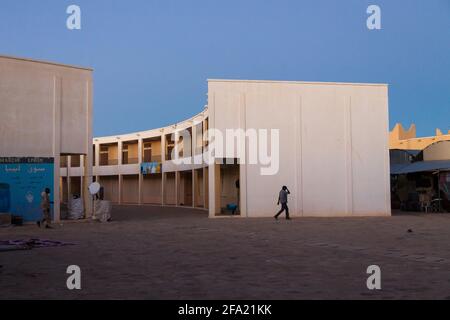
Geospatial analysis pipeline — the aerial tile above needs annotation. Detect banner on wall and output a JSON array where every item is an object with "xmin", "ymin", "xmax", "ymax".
[
  {"xmin": 439, "ymin": 171, "xmax": 450, "ymax": 199},
  {"xmin": 0, "ymin": 157, "xmax": 54, "ymax": 222},
  {"xmin": 140, "ymin": 162, "xmax": 161, "ymax": 175}
]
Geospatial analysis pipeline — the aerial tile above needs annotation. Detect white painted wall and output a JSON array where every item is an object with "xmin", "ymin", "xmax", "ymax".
[
  {"xmin": 0, "ymin": 55, "xmax": 93, "ymax": 221},
  {"xmin": 0, "ymin": 56, "xmax": 92, "ymax": 157},
  {"xmin": 208, "ymin": 80, "xmax": 390, "ymax": 218}
]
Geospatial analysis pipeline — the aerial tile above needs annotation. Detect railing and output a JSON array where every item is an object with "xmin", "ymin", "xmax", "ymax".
[
  {"xmin": 123, "ymin": 157, "xmax": 139, "ymax": 165},
  {"xmin": 143, "ymin": 155, "xmax": 162, "ymax": 163},
  {"xmin": 97, "ymin": 157, "xmax": 165, "ymax": 166},
  {"xmin": 99, "ymin": 159, "xmax": 118, "ymax": 166}
]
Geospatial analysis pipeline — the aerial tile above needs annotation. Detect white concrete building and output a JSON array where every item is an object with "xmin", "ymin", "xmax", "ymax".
[
  {"xmin": 208, "ymin": 80, "xmax": 391, "ymax": 217},
  {"xmin": 0, "ymin": 54, "xmax": 389, "ymax": 220},
  {"xmin": 62, "ymin": 79, "xmax": 391, "ymax": 218},
  {"xmin": 0, "ymin": 55, "xmax": 93, "ymax": 222}
]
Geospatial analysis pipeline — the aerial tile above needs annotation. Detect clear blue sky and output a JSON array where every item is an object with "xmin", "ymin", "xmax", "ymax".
[{"xmin": 1, "ymin": 0, "xmax": 449, "ymax": 137}]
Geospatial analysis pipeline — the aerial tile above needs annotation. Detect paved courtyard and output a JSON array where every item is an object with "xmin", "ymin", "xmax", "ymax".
[{"xmin": 1, "ymin": 205, "xmax": 450, "ymax": 300}]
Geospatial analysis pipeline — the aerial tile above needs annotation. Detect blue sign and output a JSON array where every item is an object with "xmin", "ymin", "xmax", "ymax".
[{"xmin": 0, "ymin": 157, "xmax": 54, "ymax": 222}]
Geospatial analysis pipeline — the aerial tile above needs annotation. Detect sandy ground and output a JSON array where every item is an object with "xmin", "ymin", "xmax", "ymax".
[{"xmin": 1, "ymin": 205, "xmax": 450, "ymax": 300}]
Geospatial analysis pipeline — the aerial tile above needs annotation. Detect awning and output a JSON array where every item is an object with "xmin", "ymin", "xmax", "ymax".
[
  {"xmin": 391, "ymin": 160, "xmax": 450, "ymax": 175},
  {"xmin": 390, "ymin": 163, "xmax": 411, "ymax": 175}
]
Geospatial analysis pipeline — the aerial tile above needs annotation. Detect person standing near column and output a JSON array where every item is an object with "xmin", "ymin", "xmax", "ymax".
[{"xmin": 38, "ymin": 188, "xmax": 53, "ymax": 229}]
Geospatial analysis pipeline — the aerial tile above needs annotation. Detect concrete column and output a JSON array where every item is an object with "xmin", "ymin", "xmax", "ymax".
[
  {"xmin": 118, "ymin": 140, "xmax": 123, "ymax": 205},
  {"xmin": 52, "ymin": 76, "xmax": 62, "ymax": 223},
  {"xmin": 82, "ymin": 153, "xmax": 93, "ymax": 219},
  {"xmin": 83, "ymin": 78, "xmax": 94, "ymax": 218},
  {"xmin": 202, "ymin": 119, "xmax": 207, "ymax": 151},
  {"xmin": 118, "ymin": 174, "xmax": 123, "ymax": 205},
  {"xmin": 175, "ymin": 171, "xmax": 180, "ymax": 206},
  {"xmin": 203, "ymin": 167, "xmax": 208, "ymax": 209},
  {"xmin": 161, "ymin": 131, "xmax": 166, "ymax": 162},
  {"xmin": 53, "ymin": 156, "xmax": 61, "ymax": 223},
  {"xmin": 67, "ymin": 156, "xmax": 72, "ymax": 204},
  {"xmin": 80, "ymin": 155, "xmax": 85, "ymax": 202},
  {"xmin": 192, "ymin": 123, "xmax": 197, "ymax": 157},
  {"xmin": 161, "ymin": 132, "xmax": 166, "ymax": 206},
  {"xmin": 138, "ymin": 138, "xmax": 143, "ymax": 164},
  {"xmin": 94, "ymin": 142, "xmax": 100, "ymax": 217},
  {"xmin": 161, "ymin": 172, "xmax": 166, "ymax": 206},
  {"xmin": 138, "ymin": 138, "xmax": 143, "ymax": 205},
  {"xmin": 59, "ymin": 177, "xmax": 64, "ymax": 204},
  {"xmin": 208, "ymin": 163, "xmax": 221, "ymax": 217},
  {"xmin": 138, "ymin": 174, "xmax": 143, "ymax": 205},
  {"xmin": 94, "ymin": 142, "xmax": 100, "ymax": 167},
  {"xmin": 118, "ymin": 140, "xmax": 123, "ymax": 166},
  {"xmin": 214, "ymin": 164, "xmax": 221, "ymax": 215},
  {"xmin": 192, "ymin": 169, "xmax": 198, "ymax": 208},
  {"xmin": 53, "ymin": 157, "xmax": 61, "ymax": 223},
  {"xmin": 174, "ymin": 131, "xmax": 180, "ymax": 160}
]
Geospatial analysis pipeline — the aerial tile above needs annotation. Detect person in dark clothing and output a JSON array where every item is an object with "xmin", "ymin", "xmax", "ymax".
[
  {"xmin": 38, "ymin": 188, "xmax": 53, "ymax": 229},
  {"xmin": 275, "ymin": 186, "xmax": 291, "ymax": 220},
  {"xmin": 235, "ymin": 179, "xmax": 240, "ymax": 215},
  {"xmin": 96, "ymin": 186, "xmax": 104, "ymax": 201}
]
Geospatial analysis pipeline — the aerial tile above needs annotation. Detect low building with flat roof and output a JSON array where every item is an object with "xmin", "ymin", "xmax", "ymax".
[
  {"xmin": 390, "ymin": 123, "xmax": 450, "ymax": 150},
  {"xmin": 0, "ymin": 55, "xmax": 93, "ymax": 222},
  {"xmin": 1, "ymin": 55, "xmax": 391, "ymax": 220},
  {"xmin": 64, "ymin": 79, "xmax": 391, "ymax": 218}
]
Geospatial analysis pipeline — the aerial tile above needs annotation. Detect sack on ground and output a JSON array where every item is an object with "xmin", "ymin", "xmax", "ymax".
[
  {"xmin": 68, "ymin": 198, "xmax": 84, "ymax": 220},
  {"xmin": 93, "ymin": 200, "xmax": 112, "ymax": 223}
]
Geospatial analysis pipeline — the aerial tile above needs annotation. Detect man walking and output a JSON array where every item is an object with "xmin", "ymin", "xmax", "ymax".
[
  {"xmin": 38, "ymin": 188, "xmax": 52, "ymax": 229},
  {"xmin": 275, "ymin": 186, "xmax": 291, "ymax": 220}
]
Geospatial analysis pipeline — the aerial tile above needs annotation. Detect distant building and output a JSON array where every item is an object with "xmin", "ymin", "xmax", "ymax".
[
  {"xmin": 389, "ymin": 124, "xmax": 450, "ymax": 213},
  {"xmin": 390, "ymin": 123, "xmax": 450, "ymax": 150}
]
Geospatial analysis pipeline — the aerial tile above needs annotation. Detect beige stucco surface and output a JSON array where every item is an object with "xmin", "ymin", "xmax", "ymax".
[
  {"xmin": 0, "ymin": 55, "xmax": 93, "ymax": 221},
  {"xmin": 390, "ymin": 123, "xmax": 450, "ymax": 150},
  {"xmin": 55, "ymin": 78, "xmax": 390, "ymax": 219},
  {"xmin": 208, "ymin": 80, "xmax": 391, "ymax": 218},
  {"xmin": 0, "ymin": 56, "xmax": 92, "ymax": 156}
]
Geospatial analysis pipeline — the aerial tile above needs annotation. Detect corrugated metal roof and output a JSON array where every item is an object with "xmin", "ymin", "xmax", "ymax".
[{"xmin": 391, "ymin": 160, "xmax": 450, "ymax": 175}]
